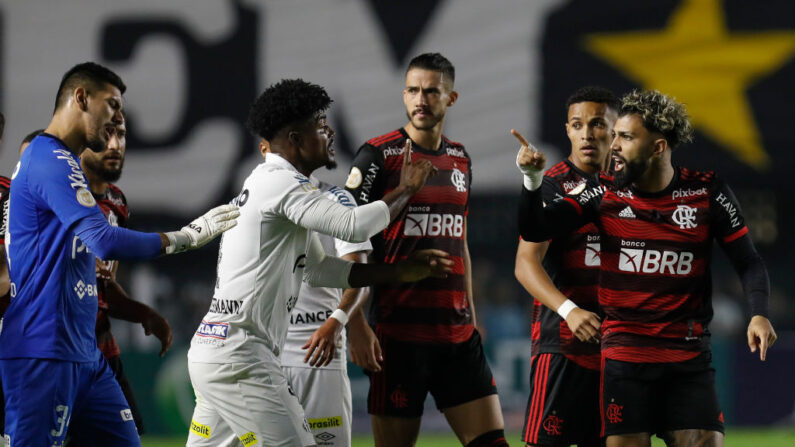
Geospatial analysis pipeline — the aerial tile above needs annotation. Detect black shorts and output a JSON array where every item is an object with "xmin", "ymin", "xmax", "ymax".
[
  {"xmin": 367, "ymin": 329, "xmax": 497, "ymax": 418},
  {"xmin": 522, "ymin": 353, "xmax": 601, "ymax": 446},
  {"xmin": 601, "ymin": 352, "xmax": 724, "ymax": 438}
]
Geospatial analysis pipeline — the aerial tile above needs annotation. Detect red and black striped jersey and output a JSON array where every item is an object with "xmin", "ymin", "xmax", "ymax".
[
  {"xmin": 562, "ymin": 167, "xmax": 749, "ymax": 363},
  {"xmin": 527, "ymin": 160, "xmax": 601, "ymax": 370},
  {"xmin": 0, "ymin": 175, "xmax": 10, "ymax": 246},
  {"xmin": 346, "ymin": 128, "xmax": 473, "ymax": 344},
  {"xmin": 94, "ymin": 183, "xmax": 130, "ymax": 360}
]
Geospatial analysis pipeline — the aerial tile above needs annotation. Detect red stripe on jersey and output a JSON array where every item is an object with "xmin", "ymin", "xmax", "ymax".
[
  {"xmin": 0, "ymin": 177, "xmax": 10, "ymax": 187},
  {"xmin": 384, "ymin": 185, "xmax": 468, "ymax": 207},
  {"xmin": 599, "ymin": 289, "xmax": 697, "ymax": 312},
  {"xmin": 375, "ymin": 323, "xmax": 473, "ymax": 344},
  {"xmin": 546, "ymin": 163, "xmax": 571, "ymax": 177},
  {"xmin": 601, "ymin": 320, "xmax": 704, "ymax": 339},
  {"xmin": 601, "ymin": 216, "xmax": 710, "ymax": 243},
  {"xmin": 368, "ymin": 130, "xmax": 402, "ymax": 146},
  {"xmin": 531, "ymin": 320, "xmax": 541, "ymax": 341},
  {"xmin": 563, "ymin": 197, "xmax": 582, "ymax": 215},
  {"xmin": 384, "ymin": 153, "xmax": 470, "ymax": 172},
  {"xmin": 602, "ymin": 346, "xmax": 702, "ymax": 363},
  {"xmin": 723, "ymin": 226, "xmax": 748, "ymax": 243},
  {"xmin": 391, "ymin": 289, "xmax": 468, "ymax": 309}
]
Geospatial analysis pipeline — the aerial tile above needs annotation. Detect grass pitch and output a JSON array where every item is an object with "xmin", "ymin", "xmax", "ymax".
[{"xmin": 143, "ymin": 428, "xmax": 794, "ymax": 446}]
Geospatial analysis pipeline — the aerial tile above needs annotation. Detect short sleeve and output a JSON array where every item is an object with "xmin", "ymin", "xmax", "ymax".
[
  {"xmin": 329, "ymin": 188, "xmax": 372, "ymax": 257},
  {"xmin": 345, "ymin": 144, "xmax": 385, "ymax": 205}
]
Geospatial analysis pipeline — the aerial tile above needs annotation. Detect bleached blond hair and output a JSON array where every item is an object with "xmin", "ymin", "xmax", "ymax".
[{"xmin": 620, "ymin": 90, "xmax": 694, "ymax": 149}]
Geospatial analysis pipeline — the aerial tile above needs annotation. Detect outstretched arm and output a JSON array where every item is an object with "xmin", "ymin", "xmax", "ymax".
[{"xmin": 513, "ymin": 129, "xmax": 588, "ymax": 241}]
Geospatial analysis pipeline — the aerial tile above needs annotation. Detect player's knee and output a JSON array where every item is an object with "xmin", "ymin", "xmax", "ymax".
[{"xmin": 465, "ymin": 429, "xmax": 509, "ymax": 447}]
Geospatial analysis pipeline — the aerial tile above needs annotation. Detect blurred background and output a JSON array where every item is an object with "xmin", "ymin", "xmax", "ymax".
[{"xmin": 1, "ymin": 0, "xmax": 793, "ymax": 442}]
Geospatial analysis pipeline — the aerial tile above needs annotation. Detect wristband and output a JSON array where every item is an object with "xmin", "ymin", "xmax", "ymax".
[
  {"xmin": 556, "ymin": 299, "xmax": 578, "ymax": 320},
  {"xmin": 523, "ymin": 172, "xmax": 543, "ymax": 191},
  {"xmin": 330, "ymin": 308, "xmax": 349, "ymax": 326}
]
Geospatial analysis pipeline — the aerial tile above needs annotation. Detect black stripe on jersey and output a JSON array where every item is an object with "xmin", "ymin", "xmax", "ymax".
[
  {"xmin": 376, "ymin": 306, "xmax": 472, "ymax": 326},
  {"xmin": 599, "ymin": 270, "xmax": 706, "ymax": 295}
]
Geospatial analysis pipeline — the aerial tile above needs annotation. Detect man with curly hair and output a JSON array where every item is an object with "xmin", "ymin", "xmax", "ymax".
[
  {"xmin": 515, "ymin": 89, "xmax": 776, "ymax": 447},
  {"xmin": 186, "ymin": 78, "xmax": 453, "ymax": 447}
]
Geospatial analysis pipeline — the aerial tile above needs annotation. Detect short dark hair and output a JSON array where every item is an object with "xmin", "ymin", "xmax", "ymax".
[
  {"xmin": 54, "ymin": 62, "xmax": 126, "ymax": 113},
  {"xmin": 619, "ymin": 90, "xmax": 694, "ymax": 150},
  {"xmin": 246, "ymin": 79, "xmax": 332, "ymax": 141},
  {"xmin": 406, "ymin": 53, "xmax": 455, "ymax": 87},
  {"xmin": 21, "ymin": 129, "xmax": 45, "ymax": 146},
  {"xmin": 565, "ymin": 86, "xmax": 620, "ymax": 112},
  {"xmin": 0, "ymin": 112, "xmax": 5, "ymax": 140}
]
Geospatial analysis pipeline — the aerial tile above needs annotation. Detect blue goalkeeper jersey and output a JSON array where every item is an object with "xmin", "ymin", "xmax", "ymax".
[{"xmin": 0, "ymin": 134, "xmax": 106, "ymax": 362}]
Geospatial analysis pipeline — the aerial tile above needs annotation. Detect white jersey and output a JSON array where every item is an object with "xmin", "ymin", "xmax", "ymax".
[
  {"xmin": 281, "ymin": 179, "xmax": 372, "ymax": 370},
  {"xmin": 188, "ymin": 154, "xmax": 388, "ymax": 364}
]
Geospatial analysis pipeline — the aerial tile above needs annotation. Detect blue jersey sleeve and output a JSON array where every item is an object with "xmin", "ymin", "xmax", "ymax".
[
  {"xmin": 73, "ymin": 213, "xmax": 162, "ymax": 260},
  {"xmin": 28, "ymin": 146, "xmax": 102, "ymax": 228}
]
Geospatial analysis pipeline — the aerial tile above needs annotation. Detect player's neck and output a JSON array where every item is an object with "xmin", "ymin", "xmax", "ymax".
[
  {"xmin": 87, "ymin": 177, "xmax": 108, "ymax": 196},
  {"xmin": 567, "ymin": 154, "xmax": 602, "ymax": 176},
  {"xmin": 403, "ymin": 122, "xmax": 444, "ymax": 151},
  {"xmin": 633, "ymin": 162, "xmax": 675, "ymax": 193},
  {"xmin": 45, "ymin": 117, "xmax": 86, "ymax": 156}
]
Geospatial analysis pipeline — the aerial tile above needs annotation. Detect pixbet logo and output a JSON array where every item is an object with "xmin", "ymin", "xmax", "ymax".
[
  {"xmin": 618, "ymin": 247, "xmax": 694, "ymax": 275},
  {"xmin": 404, "ymin": 213, "xmax": 463, "ymax": 237},
  {"xmin": 672, "ymin": 187, "xmax": 707, "ymax": 200}
]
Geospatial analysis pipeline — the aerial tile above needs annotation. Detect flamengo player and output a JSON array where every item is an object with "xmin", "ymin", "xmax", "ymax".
[
  {"xmin": 345, "ymin": 53, "xmax": 508, "ymax": 447},
  {"xmin": 514, "ymin": 87, "xmax": 618, "ymax": 447},
  {"xmin": 0, "ymin": 62, "xmax": 237, "ymax": 447},
  {"xmin": 186, "ymin": 79, "xmax": 452, "ymax": 447},
  {"xmin": 281, "ymin": 177, "xmax": 372, "ymax": 447},
  {"xmin": 75, "ymin": 120, "xmax": 173, "ymax": 439},
  {"xmin": 516, "ymin": 90, "xmax": 776, "ymax": 447}
]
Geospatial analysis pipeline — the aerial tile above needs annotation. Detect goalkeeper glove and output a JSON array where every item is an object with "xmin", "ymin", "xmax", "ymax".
[{"xmin": 164, "ymin": 204, "xmax": 239, "ymax": 254}]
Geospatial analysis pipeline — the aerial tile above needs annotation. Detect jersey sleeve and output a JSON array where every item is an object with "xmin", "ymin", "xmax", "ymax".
[
  {"xmin": 28, "ymin": 148, "xmax": 104, "ymax": 228},
  {"xmin": 518, "ymin": 178, "xmax": 600, "ymax": 242},
  {"xmin": 345, "ymin": 144, "xmax": 386, "ymax": 205},
  {"xmin": 331, "ymin": 188, "xmax": 373, "ymax": 257},
  {"xmin": 279, "ymin": 173, "xmax": 389, "ymax": 244},
  {"xmin": 540, "ymin": 175, "xmax": 565, "ymax": 206},
  {"xmin": 710, "ymin": 176, "xmax": 748, "ymax": 244},
  {"xmin": 0, "ymin": 177, "xmax": 10, "ymax": 245}
]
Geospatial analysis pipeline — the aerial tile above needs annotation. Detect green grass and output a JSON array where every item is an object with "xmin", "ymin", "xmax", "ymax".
[{"xmin": 142, "ymin": 428, "xmax": 795, "ymax": 446}]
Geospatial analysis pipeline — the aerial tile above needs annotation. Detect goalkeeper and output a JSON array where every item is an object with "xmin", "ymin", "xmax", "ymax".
[{"xmin": 0, "ymin": 62, "xmax": 237, "ymax": 447}]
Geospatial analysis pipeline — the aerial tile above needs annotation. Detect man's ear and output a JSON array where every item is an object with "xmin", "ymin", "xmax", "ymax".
[
  {"xmin": 288, "ymin": 130, "xmax": 302, "ymax": 149},
  {"xmin": 74, "ymin": 87, "xmax": 89, "ymax": 111},
  {"xmin": 259, "ymin": 138, "xmax": 270, "ymax": 157},
  {"xmin": 447, "ymin": 90, "xmax": 459, "ymax": 106},
  {"xmin": 652, "ymin": 137, "xmax": 668, "ymax": 158}
]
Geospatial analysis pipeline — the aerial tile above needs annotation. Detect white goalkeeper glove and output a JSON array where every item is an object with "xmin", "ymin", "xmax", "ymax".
[{"xmin": 164, "ymin": 204, "xmax": 240, "ymax": 254}]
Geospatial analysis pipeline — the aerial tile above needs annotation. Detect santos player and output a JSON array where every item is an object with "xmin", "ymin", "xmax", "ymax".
[
  {"xmin": 186, "ymin": 79, "xmax": 452, "ymax": 447},
  {"xmin": 281, "ymin": 177, "xmax": 371, "ymax": 447}
]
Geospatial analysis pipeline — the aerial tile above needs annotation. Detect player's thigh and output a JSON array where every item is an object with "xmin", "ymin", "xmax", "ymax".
[
  {"xmin": 366, "ymin": 335, "xmax": 431, "ymax": 419},
  {"xmin": 370, "ymin": 414, "xmax": 422, "ymax": 447},
  {"xmin": 660, "ymin": 429, "xmax": 724, "ymax": 447},
  {"xmin": 186, "ymin": 387, "xmax": 238, "ymax": 447},
  {"xmin": 68, "ymin": 356, "xmax": 140, "ymax": 447},
  {"xmin": 660, "ymin": 353, "xmax": 724, "ymax": 435},
  {"xmin": 0, "ymin": 358, "xmax": 80, "ymax": 447},
  {"xmin": 605, "ymin": 433, "xmax": 652, "ymax": 447},
  {"xmin": 522, "ymin": 353, "xmax": 601, "ymax": 447},
  {"xmin": 284, "ymin": 365, "xmax": 352, "ymax": 447},
  {"xmin": 431, "ymin": 330, "xmax": 502, "ymax": 442},
  {"xmin": 190, "ymin": 360, "xmax": 315, "ymax": 447},
  {"xmin": 601, "ymin": 358, "xmax": 657, "ymax": 438}
]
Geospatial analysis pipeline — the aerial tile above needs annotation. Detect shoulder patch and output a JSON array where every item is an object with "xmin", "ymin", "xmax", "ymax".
[
  {"xmin": 76, "ymin": 188, "xmax": 97, "ymax": 207},
  {"xmin": 345, "ymin": 167, "xmax": 363, "ymax": 189},
  {"xmin": 569, "ymin": 182, "xmax": 587, "ymax": 196}
]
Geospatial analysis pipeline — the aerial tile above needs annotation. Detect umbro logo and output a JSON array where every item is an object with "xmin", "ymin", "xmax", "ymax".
[{"xmin": 618, "ymin": 206, "xmax": 636, "ymax": 219}]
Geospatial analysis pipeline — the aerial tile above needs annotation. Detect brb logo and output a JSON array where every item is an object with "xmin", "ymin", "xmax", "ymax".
[
  {"xmin": 404, "ymin": 214, "xmax": 463, "ymax": 237},
  {"xmin": 618, "ymin": 241, "xmax": 693, "ymax": 275},
  {"xmin": 672, "ymin": 205, "xmax": 698, "ymax": 229}
]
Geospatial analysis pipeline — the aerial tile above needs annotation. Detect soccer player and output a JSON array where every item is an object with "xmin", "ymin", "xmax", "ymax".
[
  {"xmin": 186, "ymin": 78, "xmax": 452, "ymax": 447},
  {"xmin": 281, "ymin": 175, "xmax": 372, "ymax": 446},
  {"xmin": 0, "ymin": 62, "xmax": 238, "ymax": 447},
  {"xmin": 73, "ymin": 119, "xmax": 173, "ymax": 439},
  {"xmin": 515, "ymin": 90, "xmax": 777, "ymax": 447},
  {"xmin": 515, "ymin": 86, "xmax": 618, "ymax": 447},
  {"xmin": 345, "ymin": 53, "xmax": 508, "ymax": 447}
]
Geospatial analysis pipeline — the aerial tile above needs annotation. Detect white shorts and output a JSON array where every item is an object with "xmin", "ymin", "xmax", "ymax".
[
  {"xmin": 282, "ymin": 363, "xmax": 352, "ymax": 447},
  {"xmin": 187, "ymin": 358, "xmax": 315, "ymax": 447}
]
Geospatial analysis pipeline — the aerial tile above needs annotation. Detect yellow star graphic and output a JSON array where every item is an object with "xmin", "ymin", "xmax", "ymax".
[{"xmin": 585, "ymin": 0, "xmax": 795, "ymax": 169}]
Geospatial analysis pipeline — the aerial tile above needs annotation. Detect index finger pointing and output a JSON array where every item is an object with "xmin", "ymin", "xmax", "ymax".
[
  {"xmin": 403, "ymin": 139, "xmax": 412, "ymax": 166},
  {"xmin": 510, "ymin": 129, "xmax": 530, "ymax": 148}
]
